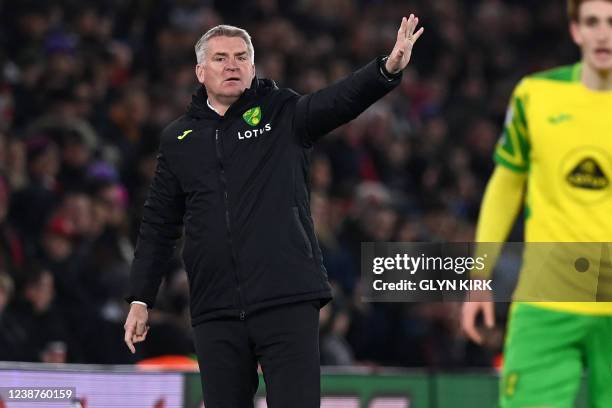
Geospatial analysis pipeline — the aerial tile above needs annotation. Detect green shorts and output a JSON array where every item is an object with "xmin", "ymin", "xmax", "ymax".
[{"xmin": 501, "ymin": 303, "xmax": 612, "ymax": 408}]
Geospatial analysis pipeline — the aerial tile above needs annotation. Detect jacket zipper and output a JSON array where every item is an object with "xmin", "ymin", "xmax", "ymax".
[{"xmin": 215, "ymin": 128, "xmax": 247, "ymax": 321}]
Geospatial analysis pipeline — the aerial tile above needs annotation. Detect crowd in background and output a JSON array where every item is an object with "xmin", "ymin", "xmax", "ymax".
[{"xmin": 0, "ymin": 0, "xmax": 577, "ymax": 368}]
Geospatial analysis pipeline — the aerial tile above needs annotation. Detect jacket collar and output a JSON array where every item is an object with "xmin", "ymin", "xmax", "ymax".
[{"xmin": 187, "ymin": 75, "xmax": 276, "ymax": 120}]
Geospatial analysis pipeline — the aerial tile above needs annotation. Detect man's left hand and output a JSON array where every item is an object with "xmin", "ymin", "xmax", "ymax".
[{"xmin": 386, "ymin": 14, "xmax": 424, "ymax": 75}]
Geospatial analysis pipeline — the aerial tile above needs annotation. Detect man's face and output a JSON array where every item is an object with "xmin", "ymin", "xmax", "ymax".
[
  {"xmin": 196, "ymin": 36, "xmax": 255, "ymax": 101},
  {"xmin": 571, "ymin": 0, "xmax": 612, "ymax": 72}
]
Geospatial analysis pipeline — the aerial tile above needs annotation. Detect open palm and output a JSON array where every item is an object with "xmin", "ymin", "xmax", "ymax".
[{"xmin": 386, "ymin": 14, "xmax": 424, "ymax": 74}]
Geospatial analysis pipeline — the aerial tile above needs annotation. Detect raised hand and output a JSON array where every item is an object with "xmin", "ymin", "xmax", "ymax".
[{"xmin": 385, "ymin": 14, "xmax": 425, "ymax": 75}]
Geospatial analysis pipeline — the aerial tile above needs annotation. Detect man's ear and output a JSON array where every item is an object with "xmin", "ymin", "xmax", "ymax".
[
  {"xmin": 569, "ymin": 21, "xmax": 582, "ymax": 47},
  {"xmin": 195, "ymin": 64, "xmax": 206, "ymax": 85},
  {"xmin": 251, "ymin": 63, "xmax": 256, "ymax": 79}
]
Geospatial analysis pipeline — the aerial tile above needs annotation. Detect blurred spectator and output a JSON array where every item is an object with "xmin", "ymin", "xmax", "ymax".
[
  {"xmin": 0, "ymin": 272, "xmax": 29, "ymax": 361},
  {"xmin": 311, "ymin": 191, "xmax": 356, "ymax": 295},
  {"xmin": 9, "ymin": 135, "xmax": 61, "ymax": 248},
  {"xmin": 82, "ymin": 181, "xmax": 132, "ymax": 322},
  {"xmin": 0, "ymin": 174, "xmax": 24, "ymax": 278},
  {"xmin": 56, "ymin": 130, "xmax": 94, "ymax": 191},
  {"xmin": 319, "ymin": 287, "xmax": 355, "ymax": 366},
  {"xmin": 9, "ymin": 264, "xmax": 76, "ymax": 362}
]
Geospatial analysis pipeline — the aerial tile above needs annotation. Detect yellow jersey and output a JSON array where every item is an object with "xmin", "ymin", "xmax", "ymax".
[{"xmin": 495, "ymin": 63, "xmax": 612, "ymax": 314}]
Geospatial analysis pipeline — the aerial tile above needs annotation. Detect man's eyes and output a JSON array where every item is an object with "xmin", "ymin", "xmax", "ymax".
[
  {"xmin": 583, "ymin": 17, "xmax": 599, "ymax": 27},
  {"xmin": 213, "ymin": 56, "xmax": 248, "ymax": 62}
]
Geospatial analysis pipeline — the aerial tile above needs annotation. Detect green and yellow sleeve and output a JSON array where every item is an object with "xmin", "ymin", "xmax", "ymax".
[{"xmin": 494, "ymin": 80, "xmax": 530, "ymax": 173}]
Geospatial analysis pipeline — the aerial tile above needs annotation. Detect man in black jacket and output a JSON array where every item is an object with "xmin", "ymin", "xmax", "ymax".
[{"xmin": 124, "ymin": 16, "xmax": 423, "ymax": 408}]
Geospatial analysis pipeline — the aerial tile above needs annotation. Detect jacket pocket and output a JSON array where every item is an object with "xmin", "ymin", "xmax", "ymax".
[{"xmin": 292, "ymin": 206, "xmax": 313, "ymax": 258}]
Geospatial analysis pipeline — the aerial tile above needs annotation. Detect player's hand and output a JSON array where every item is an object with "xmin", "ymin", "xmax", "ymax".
[
  {"xmin": 461, "ymin": 290, "xmax": 495, "ymax": 345},
  {"xmin": 124, "ymin": 303, "xmax": 149, "ymax": 354},
  {"xmin": 385, "ymin": 14, "xmax": 425, "ymax": 74}
]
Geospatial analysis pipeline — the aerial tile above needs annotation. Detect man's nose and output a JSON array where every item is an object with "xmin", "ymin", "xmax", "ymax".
[
  {"xmin": 595, "ymin": 25, "xmax": 612, "ymax": 42},
  {"xmin": 225, "ymin": 59, "xmax": 239, "ymax": 71}
]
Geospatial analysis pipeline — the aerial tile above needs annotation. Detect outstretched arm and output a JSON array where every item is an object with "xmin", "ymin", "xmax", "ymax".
[{"xmin": 294, "ymin": 15, "xmax": 424, "ymax": 146}]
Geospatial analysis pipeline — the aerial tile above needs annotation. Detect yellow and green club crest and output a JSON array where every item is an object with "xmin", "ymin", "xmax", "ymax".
[{"xmin": 243, "ymin": 106, "xmax": 262, "ymax": 126}]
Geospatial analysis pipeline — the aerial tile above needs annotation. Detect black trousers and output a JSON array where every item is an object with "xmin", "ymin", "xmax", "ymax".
[{"xmin": 193, "ymin": 300, "xmax": 321, "ymax": 408}]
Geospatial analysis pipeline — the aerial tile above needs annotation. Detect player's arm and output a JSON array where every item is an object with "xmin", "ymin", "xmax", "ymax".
[
  {"xmin": 463, "ymin": 79, "xmax": 530, "ymax": 344},
  {"xmin": 462, "ymin": 167, "xmax": 526, "ymax": 344},
  {"xmin": 293, "ymin": 15, "xmax": 423, "ymax": 146},
  {"xmin": 474, "ymin": 77, "xmax": 530, "ymax": 275},
  {"xmin": 474, "ymin": 165, "xmax": 527, "ymax": 274}
]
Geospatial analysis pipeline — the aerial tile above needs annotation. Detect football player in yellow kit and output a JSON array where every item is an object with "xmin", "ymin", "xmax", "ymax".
[{"xmin": 462, "ymin": 1, "xmax": 612, "ymax": 406}]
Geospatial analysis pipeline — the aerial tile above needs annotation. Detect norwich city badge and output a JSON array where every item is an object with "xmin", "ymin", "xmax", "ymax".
[{"xmin": 243, "ymin": 106, "xmax": 262, "ymax": 127}]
